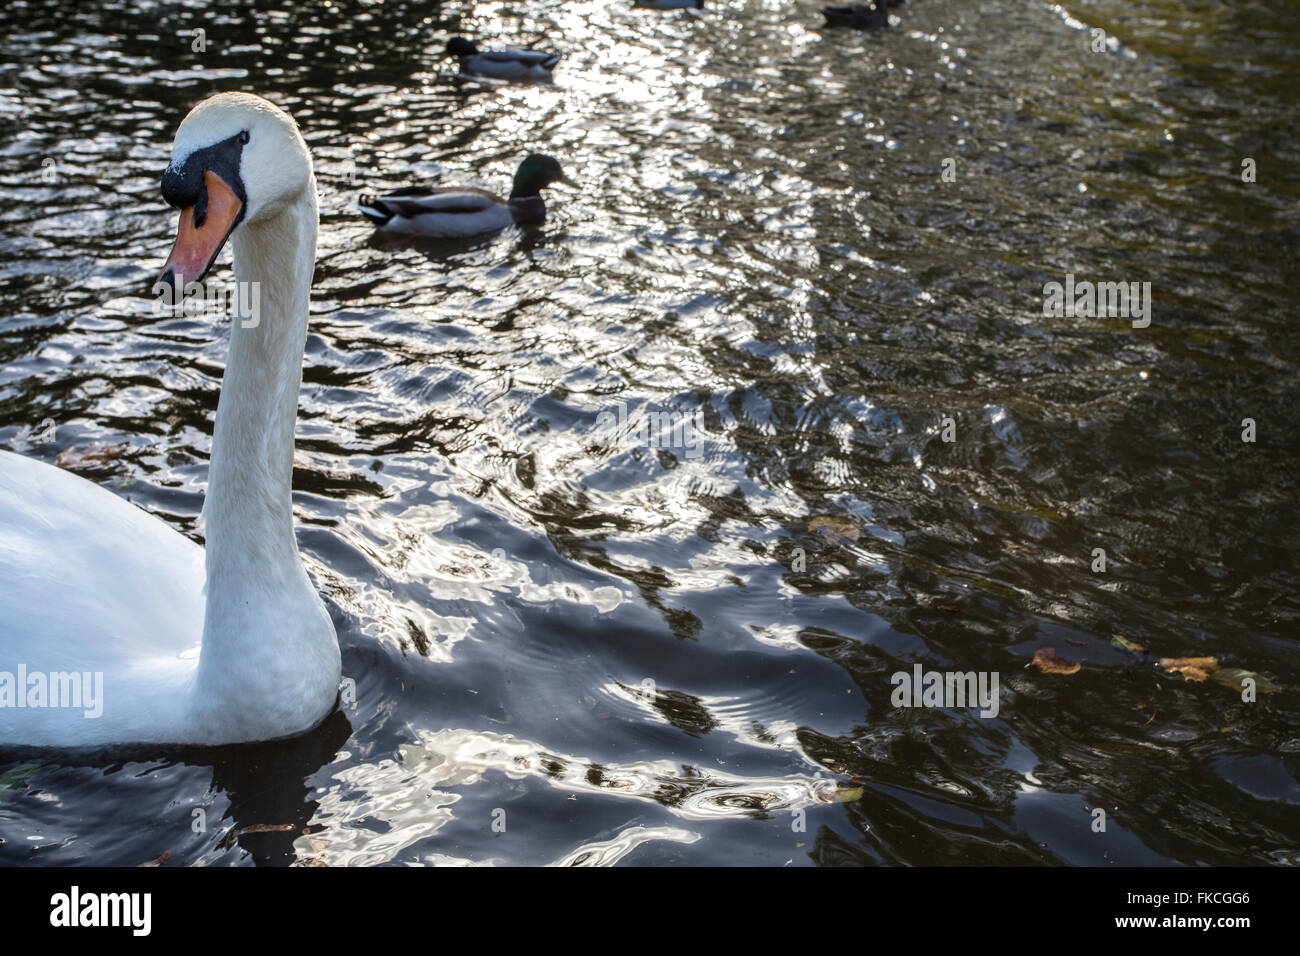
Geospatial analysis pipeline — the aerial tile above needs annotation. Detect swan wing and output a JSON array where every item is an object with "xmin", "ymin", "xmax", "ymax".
[{"xmin": 0, "ymin": 450, "xmax": 204, "ymax": 744}]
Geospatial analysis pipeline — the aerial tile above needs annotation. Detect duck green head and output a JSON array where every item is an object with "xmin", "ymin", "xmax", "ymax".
[
  {"xmin": 446, "ymin": 37, "xmax": 478, "ymax": 57},
  {"xmin": 511, "ymin": 154, "xmax": 570, "ymax": 198}
]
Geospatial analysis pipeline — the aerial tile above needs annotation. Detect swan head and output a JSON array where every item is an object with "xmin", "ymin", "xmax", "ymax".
[{"xmin": 157, "ymin": 92, "xmax": 312, "ymax": 295}]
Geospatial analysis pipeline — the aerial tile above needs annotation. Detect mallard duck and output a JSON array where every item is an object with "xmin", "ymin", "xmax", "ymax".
[
  {"xmin": 445, "ymin": 36, "xmax": 560, "ymax": 81},
  {"xmin": 357, "ymin": 154, "xmax": 570, "ymax": 239},
  {"xmin": 633, "ymin": 0, "xmax": 704, "ymax": 9},
  {"xmin": 821, "ymin": 3, "xmax": 892, "ymax": 28}
]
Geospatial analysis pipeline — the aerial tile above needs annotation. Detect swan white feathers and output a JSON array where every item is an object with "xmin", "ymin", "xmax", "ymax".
[{"xmin": 0, "ymin": 92, "xmax": 341, "ymax": 748}]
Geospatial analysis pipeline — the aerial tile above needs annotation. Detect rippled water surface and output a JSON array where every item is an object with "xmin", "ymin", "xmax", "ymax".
[{"xmin": 1, "ymin": 0, "xmax": 1298, "ymax": 865}]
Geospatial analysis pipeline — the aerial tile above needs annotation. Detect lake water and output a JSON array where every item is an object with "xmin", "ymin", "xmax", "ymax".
[{"xmin": 0, "ymin": 0, "xmax": 1297, "ymax": 865}]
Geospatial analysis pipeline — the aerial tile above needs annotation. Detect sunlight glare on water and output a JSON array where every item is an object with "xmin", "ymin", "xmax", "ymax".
[{"xmin": 0, "ymin": 0, "xmax": 1298, "ymax": 866}]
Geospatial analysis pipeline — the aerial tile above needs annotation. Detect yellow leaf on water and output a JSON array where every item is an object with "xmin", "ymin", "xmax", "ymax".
[
  {"xmin": 308, "ymin": 836, "xmax": 329, "ymax": 867},
  {"xmin": 808, "ymin": 516, "xmax": 860, "ymax": 541},
  {"xmin": 55, "ymin": 443, "xmax": 127, "ymax": 471},
  {"xmin": 1111, "ymin": 635, "xmax": 1146, "ymax": 653},
  {"xmin": 1210, "ymin": 668, "xmax": 1279, "ymax": 694},
  {"xmin": 1031, "ymin": 647, "xmax": 1082, "ymax": 676},
  {"xmin": 832, "ymin": 787, "xmax": 864, "ymax": 803},
  {"xmin": 1157, "ymin": 657, "xmax": 1219, "ymax": 682}
]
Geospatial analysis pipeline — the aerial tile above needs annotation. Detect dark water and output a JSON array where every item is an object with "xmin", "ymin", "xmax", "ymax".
[{"xmin": 0, "ymin": 0, "xmax": 1297, "ymax": 865}]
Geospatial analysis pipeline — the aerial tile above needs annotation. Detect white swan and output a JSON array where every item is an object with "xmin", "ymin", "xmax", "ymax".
[{"xmin": 0, "ymin": 93, "xmax": 341, "ymax": 747}]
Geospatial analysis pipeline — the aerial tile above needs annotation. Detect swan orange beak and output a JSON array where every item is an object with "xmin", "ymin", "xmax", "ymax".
[{"xmin": 157, "ymin": 170, "xmax": 243, "ymax": 299}]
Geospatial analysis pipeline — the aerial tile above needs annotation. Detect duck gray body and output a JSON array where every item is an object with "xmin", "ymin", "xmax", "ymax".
[
  {"xmin": 445, "ymin": 37, "xmax": 560, "ymax": 81},
  {"xmin": 357, "ymin": 154, "xmax": 568, "ymax": 239}
]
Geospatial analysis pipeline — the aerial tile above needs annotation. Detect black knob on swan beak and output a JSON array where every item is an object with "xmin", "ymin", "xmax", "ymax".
[{"xmin": 161, "ymin": 159, "xmax": 203, "ymax": 210}]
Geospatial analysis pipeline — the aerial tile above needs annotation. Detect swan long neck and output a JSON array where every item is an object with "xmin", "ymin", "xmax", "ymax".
[{"xmin": 201, "ymin": 182, "xmax": 318, "ymax": 641}]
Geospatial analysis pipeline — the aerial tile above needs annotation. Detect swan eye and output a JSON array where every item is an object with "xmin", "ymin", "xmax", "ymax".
[{"xmin": 237, "ymin": 130, "xmax": 250, "ymax": 145}]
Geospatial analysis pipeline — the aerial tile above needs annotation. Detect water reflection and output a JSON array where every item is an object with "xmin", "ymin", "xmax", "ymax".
[{"xmin": 0, "ymin": 0, "xmax": 1298, "ymax": 865}]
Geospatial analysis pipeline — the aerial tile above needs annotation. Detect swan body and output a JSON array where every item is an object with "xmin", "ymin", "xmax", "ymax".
[
  {"xmin": 445, "ymin": 37, "xmax": 559, "ymax": 81},
  {"xmin": 0, "ymin": 92, "xmax": 340, "ymax": 748},
  {"xmin": 357, "ymin": 154, "xmax": 569, "ymax": 239}
]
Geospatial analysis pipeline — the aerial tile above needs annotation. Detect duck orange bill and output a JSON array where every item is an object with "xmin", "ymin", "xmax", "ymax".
[{"xmin": 157, "ymin": 170, "xmax": 242, "ymax": 296}]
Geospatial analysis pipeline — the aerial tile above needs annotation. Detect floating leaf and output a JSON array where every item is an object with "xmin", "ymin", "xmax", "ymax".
[
  {"xmin": 1031, "ymin": 647, "xmax": 1081, "ymax": 676},
  {"xmin": 0, "ymin": 764, "xmax": 40, "ymax": 803},
  {"xmin": 1111, "ymin": 635, "xmax": 1146, "ymax": 653},
  {"xmin": 1210, "ymin": 668, "xmax": 1279, "ymax": 695},
  {"xmin": 56, "ymin": 443, "xmax": 127, "ymax": 471},
  {"xmin": 1157, "ymin": 656, "xmax": 1219, "ymax": 682},
  {"xmin": 308, "ymin": 836, "xmax": 329, "ymax": 867},
  {"xmin": 809, "ymin": 516, "xmax": 860, "ymax": 541},
  {"xmin": 239, "ymin": 823, "xmax": 295, "ymax": 835},
  {"xmin": 138, "ymin": 851, "xmax": 172, "ymax": 867},
  {"xmin": 832, "ymin": 787, "xmax": 863, "ymax": 803}
]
